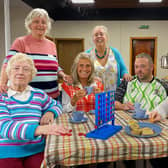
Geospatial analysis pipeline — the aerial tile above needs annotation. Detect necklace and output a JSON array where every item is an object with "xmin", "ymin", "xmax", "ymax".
[{"xmin": 95, "ymin": 48, "xmax": 107, "ymax": 59}]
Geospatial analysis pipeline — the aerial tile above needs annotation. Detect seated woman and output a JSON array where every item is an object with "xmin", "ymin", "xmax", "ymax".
[
  {"xmin": 147, "ymin": 98, "xmax": 168, "ymax": 168},
  {"xmin": 62, "ymin": 52, "xmax": 104, "ymax": 113},
  {"xmin": 0, "ymin": 53, "xmax": 68, "ymax": 168}
]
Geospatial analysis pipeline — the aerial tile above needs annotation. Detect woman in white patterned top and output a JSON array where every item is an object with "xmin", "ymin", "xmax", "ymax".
[{"xmin": 86, "ymin": 25, "xmax": 132, "ymax": 91}]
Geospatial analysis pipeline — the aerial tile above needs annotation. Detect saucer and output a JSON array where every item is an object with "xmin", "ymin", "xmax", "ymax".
[
  {"xmin": 127, "ymin": 109, "xmax": 135, "ymax": 113},
  {"xmin": 69, "ymin": 117, "xmax": 88, "ymax": 124},
  {"xmin": 132, "ymin": 114, "xmax": 149, "ymax": 120}
]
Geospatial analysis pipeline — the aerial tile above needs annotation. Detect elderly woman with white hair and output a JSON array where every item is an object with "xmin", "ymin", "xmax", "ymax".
[
  {"xmin": 0, "ymin": 53, "xmax": 68, "ymax": 168},
  {"xmin": 86, "ymin": 25, "xmax": 132, "ymax": 91},
  {"xmin": 0, "ymin": 8, "xmax": 71, "ymax": 100}
]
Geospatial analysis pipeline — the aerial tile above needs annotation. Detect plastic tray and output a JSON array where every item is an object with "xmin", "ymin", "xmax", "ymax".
[{"xmin": 86, "ymin": 124, "xmax": 122, "ymax": 140}]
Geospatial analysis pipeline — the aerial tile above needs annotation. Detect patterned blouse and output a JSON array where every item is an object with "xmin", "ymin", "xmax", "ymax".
[
  {"xmin": 62, "ymin": 81, "xmax": 104, "ymax": 112},
  {"xmin": 87, "ymin": 48, "xmax": 118, "ymax": 91}
]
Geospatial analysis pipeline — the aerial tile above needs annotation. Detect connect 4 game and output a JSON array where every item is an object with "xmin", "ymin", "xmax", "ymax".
[{"xmin": 86, "ymin": 90, "xmax": 122, "ymax": 140}]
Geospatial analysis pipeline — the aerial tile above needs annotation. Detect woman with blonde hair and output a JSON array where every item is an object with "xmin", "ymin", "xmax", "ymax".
[
  {"xmin": 62, "ymin": 52, "xmax": 104, "ymax": 113},
  {"xmin": 86, "ymin": 25, "xmax": 132, "ymax": 91}
]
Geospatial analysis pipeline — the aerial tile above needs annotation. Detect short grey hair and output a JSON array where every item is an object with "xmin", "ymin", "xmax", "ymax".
[
  {"xmin": 71, "ymin": 52, "xmax": 95, "ymax": 85},
  {"xmin": 136, "ymin": 52, "xmax": 153, "ymax": 64},
  {"xmin": 6, "ymin": 53, "xmax": 37, "ymax": 78},
  {"xmin": 25, "ymin": 8, "xmax": 51, "ymax": 35},
  {"xmin": 92, "ymin": 25, "xmax": 109, "ymax": 39}
]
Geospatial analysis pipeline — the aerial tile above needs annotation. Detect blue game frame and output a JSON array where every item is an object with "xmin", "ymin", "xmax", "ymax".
[{"xmin": 86, "ymin": 90, "xmax": 122, "ymax": 140}]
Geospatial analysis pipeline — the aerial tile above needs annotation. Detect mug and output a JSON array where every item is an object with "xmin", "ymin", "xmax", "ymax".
[
  {"xmin": 135, "ymin": 109, "xmax": 146, "ymax": 118},
  {"xmin": 84, "ymin": 86, "xmax": 93, "ymax": 95},
  {"xmin": 72, "ymin": 111, "xmax": 84, "ymax": 121}
]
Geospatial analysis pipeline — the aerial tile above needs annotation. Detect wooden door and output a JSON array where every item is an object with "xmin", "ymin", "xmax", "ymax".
[
  {"xmin": 130, "ymin": 37, "xmax": 157, "ymax": 76},
  {"xmin": 55, "ymin": 38, "xmax": 84, "ymax": 75}
]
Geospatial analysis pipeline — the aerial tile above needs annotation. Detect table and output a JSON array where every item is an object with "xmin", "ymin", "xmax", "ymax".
[{"xmin": 42, "ymin": 111, "xmax": 168, "ymax": 168}]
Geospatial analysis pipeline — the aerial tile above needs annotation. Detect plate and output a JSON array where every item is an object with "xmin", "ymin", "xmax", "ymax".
[
  {"xmin": 127, "ymin": 109, "xmax": 135, "ymax": 113},
  {"xmin": 125, "ymin": 122, "xmax": 162, "ymax": 138},
  {"xmin": 132, "ymin": 114, "xmax": 149, "ymax": 120},
  {"xmin": 89, "ymin": 110, "xmax": 95, "ymax": 114},
  {"xmin": 69, "ymin": 117, "xmax": 88, "ymax": 124}
]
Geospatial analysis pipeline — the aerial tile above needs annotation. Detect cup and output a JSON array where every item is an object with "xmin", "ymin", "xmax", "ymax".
[
  {"xmin": 72, "ymin": 111, "xmax": 84, "ymax": 121},
  {"xmin": 89, "ymin": 109, "xmax": 95, "ymax": 114},
  {"xmin": 84, "ymin": 86, "xmax": 93, "ymax": 95},
  {"xmin": 134, "ymin": 102, "xmax": 141, "ymax": 109},
  {"xmin": 135, "ymin": 109, "xmax": 146, "ymax": 118}
]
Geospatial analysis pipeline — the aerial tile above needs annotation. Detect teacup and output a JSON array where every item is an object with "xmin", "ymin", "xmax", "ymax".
[
  {"xmin": 89, "ymin": 110, "xmax": 95, "ymax": 114},
  {"xmin": 135, "ymin": 109, "xmax": 146, "ymax": 118},
  {"xmin": 72, "ymin": 111, "xmax": 84, "ymax": 121},
  {"xmin": 84, "ymin": 86, "xmax": 93, "ymax": 95},
  {"xmin": 134, "ymin": 102, "xmax": 141, "ymax": 109}
]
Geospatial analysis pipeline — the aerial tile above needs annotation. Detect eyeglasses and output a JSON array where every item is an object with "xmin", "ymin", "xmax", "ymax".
[{"xmin": 11, "ymin": 66, "xmax": 31, "ymax": 73}]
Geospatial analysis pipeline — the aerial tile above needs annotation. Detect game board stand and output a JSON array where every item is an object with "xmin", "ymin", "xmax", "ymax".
[{"xmin": 86, "ymin": 91, "xmax": 122, "ymax": 140}]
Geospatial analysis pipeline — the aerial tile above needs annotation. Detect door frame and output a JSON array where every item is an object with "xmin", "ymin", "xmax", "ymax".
[
  {"xmin": 55, "ymin": 38, "xmax": 84, "ymax": 61},
  {"xmin": 130, "ymin": 37, "xmax": 157, "ymax": 76},
  {"xmin": 55, "ymin": 38, "xmax": 84, "ymax": 76}
]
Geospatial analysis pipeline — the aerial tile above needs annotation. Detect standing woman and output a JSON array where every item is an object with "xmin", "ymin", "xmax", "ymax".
[
  {"xmin": 86, "ymin": 25, "xmax": 132, "ymax": 91},
  {"xmin": 0, "ymin": 8, "xmax": 70, "ymax": 100}
]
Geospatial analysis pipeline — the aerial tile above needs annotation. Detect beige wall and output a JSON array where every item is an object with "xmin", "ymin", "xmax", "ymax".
[
  {"xmin": 1, "ymin": 0, "xmax": 168, "ymax": 78},
  {"xmin": 0, "ymin": 1, "xmax": 5, "ymax": 63},
  {"xmin": 0, "ymin": 0, "xmax": 32, "ymax": 66},
  {"xmin": 52, "ymin": 20, "xmax": 168, "ymax": 78}
]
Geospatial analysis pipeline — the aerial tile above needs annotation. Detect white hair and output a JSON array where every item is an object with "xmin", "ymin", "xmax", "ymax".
[
  {"xmin": 6, "ymin": 53, "xmax": 37, "ymax": 78},
  {"xmin": 25, "ymin": 8, "xmax": 51, "ymax": 35}
]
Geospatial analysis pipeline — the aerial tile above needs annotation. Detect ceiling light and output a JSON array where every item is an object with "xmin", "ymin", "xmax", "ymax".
[
  {"xmin": 71, "ymin": 0, "xmax": 95, "ymax": 4},
  {"xmin": 139, "ymin": 0, "xmax": 162, "ymax": 2}
]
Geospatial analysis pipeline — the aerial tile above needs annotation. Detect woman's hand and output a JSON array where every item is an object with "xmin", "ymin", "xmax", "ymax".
[
  {"xmin": 93, "ymin": 87, "xmax": 102, "ymax": 94},
  {"xmin": 0, "ymin": 64, "xmax": 8, "ymax": 93},
  {"xmin": 147, "ymin": 111, "xmax": 161, "ymax": 122},
  {"xmin": 40, "ymin": 112, "xmax": 54, "ymax": 125},
  {"xmin": 71, "ymin": 89, "xmax": 86, "ymax": 106},
  {"xmin": 35, "ymin": 124, "xmax": 69, "ymax": 136},
  {"xmin": 63, "ymin": 74, "xmax": 73, "ymax": 84},
  {"xmin": 94, "ymin": 76, "xmax": 102, "ymax": 82},
  {"xmin": 0, "ymin": 81, "xmax": 8, "ymax": 93},
  {"xmin": 122, "ymin": 74, "xmax": 132, "ymax": 81}
]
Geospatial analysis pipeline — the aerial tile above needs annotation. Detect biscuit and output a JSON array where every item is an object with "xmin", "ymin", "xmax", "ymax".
[
  {"xmin": 141, "ymin": 127, "xmax": 154, "ymax": 135},
  {"xmin": 131, "ymin": 128, "xmax": 142, "ymax": 135}
]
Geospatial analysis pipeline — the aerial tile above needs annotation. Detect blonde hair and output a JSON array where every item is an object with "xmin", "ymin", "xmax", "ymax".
[
  {"xmin": 25, "ymin": 8, "xmax": 51, "ymax": 35},
  {"xmin": 6, "ymin": 53, "xmax": 37, "ymax": 78},
  {"xmin": 71, "ymin": 52, "xmax": 95, "ymax": 85},
  {"xmin": 92, "ymin": 25, "xmax": 109, "ymax": 39}
]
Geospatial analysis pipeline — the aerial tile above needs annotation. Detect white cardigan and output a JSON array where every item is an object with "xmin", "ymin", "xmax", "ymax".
[{"xmin": 153, "ymin": 97, "xmax": 168, "ymax": 119}]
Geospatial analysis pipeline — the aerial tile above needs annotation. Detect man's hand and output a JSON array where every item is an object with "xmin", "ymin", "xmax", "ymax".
[
  {"xmin": 115, "ymin": 101, "xmax": 134, "ymax": 111},
  {"xmin": 122, "ymin": 102, "xmax": 134, "ymax": 111}
]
